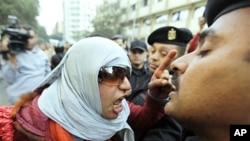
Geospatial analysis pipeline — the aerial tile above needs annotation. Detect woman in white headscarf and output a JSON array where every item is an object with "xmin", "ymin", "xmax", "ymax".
[{"xmin": 1, "ymin": 37, "xmax": 175, "ymax": 141}]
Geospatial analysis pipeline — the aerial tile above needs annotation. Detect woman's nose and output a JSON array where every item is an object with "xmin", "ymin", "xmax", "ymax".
[{"xmin": 119, "ymin": 77, "xmax": 131, "ymax": 95}]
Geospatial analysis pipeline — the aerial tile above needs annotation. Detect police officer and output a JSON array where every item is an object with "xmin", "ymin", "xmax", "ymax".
[
  {"xmin": 132, "ymin": 26, "xmax": 193, "ymax": 141},
  {"xmin": 127, "ymin": 40, "xmax": 151, "ymax": 105}
]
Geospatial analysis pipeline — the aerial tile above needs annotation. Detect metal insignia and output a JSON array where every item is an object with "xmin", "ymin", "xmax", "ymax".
[{"xmin": 168, "ymin": 28, "xmax": 176, "ymax": 40}]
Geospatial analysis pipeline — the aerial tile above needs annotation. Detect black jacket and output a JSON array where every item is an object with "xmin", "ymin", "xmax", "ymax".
[{"xmin": 127, "ymin": 67, "xmax": 151, "ymax": 105}]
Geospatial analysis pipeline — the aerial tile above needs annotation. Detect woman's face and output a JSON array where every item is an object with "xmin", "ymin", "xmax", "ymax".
[{"xmin": 98, "ymin": 67, "xmax": 131, "ymax": 119}]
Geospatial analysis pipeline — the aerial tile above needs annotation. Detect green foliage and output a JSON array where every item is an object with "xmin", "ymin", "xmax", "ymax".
[
  {"xmin": 91, "ymin": 0, "xmax": 124, "ymax": 38},
  {"xmin": 0, "ymin": 0, "xmax": 49, "ymax": 42},
  {"xmin": 0, "ymin": 0, "xmax": 39, "ymax": 27},
  {"xmin": 37, "ymin": 25, "xmax": 49, "ymax": 43}
]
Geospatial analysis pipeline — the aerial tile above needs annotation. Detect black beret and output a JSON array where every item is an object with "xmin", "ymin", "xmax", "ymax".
[
  {"xmin": 147, "ymin": 26, "xmax": 193, "ymax": 47},
  {"xmin": 205, "ymin": 0, "xmax": 250, "ymax": 27}
]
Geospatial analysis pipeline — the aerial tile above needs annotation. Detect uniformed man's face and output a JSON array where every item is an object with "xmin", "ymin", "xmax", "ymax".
[
  {"xmin": 148, "ymin": 43, "xmax": 179, "ymax": 72},
  {"xmin": 165, "ymin": 7, "xmax": 250, "ymax": 138}
]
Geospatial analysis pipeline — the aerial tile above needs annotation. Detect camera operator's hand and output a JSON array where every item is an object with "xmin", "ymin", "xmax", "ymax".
[
  {"xmin": 0, "ymin": 36, "xmax": 9, "ymax": 51},
  {"xmin": 0, "ymin": 37, "xmax": 10, "ymax": 61},
  {"xmin": 0, "ymin": 45, "xmax": 9, "ymax": 52},
  {"xmin": 148, "ymin": 50, "xmax": 177, "ymax": 101}
]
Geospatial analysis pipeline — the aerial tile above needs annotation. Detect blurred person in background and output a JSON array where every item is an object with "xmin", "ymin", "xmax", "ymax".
[
  {"xmin": 2, "ymin": 24, "xmax": 51, "ymax": 104},
  {"xmin": 50, "ymin": 41, "xmax": 65, "ymax": 70},
  {"xmin": 126, "ymin": 39, "xmax": 151, "ymax": 105},
  {"xmin": 39, "ymin": 42, "xmax": 55, "ymax": 60},
  {"xmin": 111, "ymin": 34, "xmax": 128, "ymax": 52},
  {"xmin": 64, "ymin": 40, "xmax": 75, "ymax": 52}
]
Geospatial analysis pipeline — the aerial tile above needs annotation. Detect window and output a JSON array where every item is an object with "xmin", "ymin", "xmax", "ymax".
[
  {"xmin": 135, "ymin": 22, "xmax": 139, "ymax": 28},
  {"xmin": 193, "ymin": 6, "xmax": 205, "ymax": 18},
  {"xmin": 132, "ymin": 22, "xmax": 139, "ymax": 28},
  {"xmin": 143, "ymin": 18, "xmax": 151, "ymax": 26},
  {"xmin": 131, "ymin": 4, "xmax": 136, "ymax": 11},
  {"xmin": 154, "ymin": 0, "xmax": 162, "ymax": 4},
  {"xmin": 172, "ymin": 9, "xmax": 189, "ymax": 21},
  {"xmin": 179, "ymin": 9, "xmax": 189, "ymax": 20},
  {"xmin": 172, "ymin": 12, "xmax": 180, "ymax": 21},
  {"xmin": 156, "ymin": 14, "xmax": 168, "ymax": 23},
  {"xmin": 121, "ymin": 8, "xmax": 126, "ymax": 13},
  {"xmin": 143, "ymin": 0, "xmax": 148, "ymax": 6}
]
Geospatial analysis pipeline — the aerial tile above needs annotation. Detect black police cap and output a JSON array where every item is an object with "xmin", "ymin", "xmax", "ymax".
[
  {"xmin": 130, "ymin": 40, "xmax": 147, "ymax": 52},
  {"xmin": 147, "ymin": 26, "xmax": 193, "ymax": 47},
  {"xmin": 205, "ymin": 0, "xmax": 250, "ymax": 27}
]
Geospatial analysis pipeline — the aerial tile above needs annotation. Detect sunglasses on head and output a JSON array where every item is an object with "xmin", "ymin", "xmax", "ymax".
[{"xmin": 98, "ymin": 66, "xmax": 130, "ymax": 86}]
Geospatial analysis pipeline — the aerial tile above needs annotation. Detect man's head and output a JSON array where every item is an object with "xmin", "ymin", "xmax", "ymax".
[
  {"xmin": 128, "ymin": 40, "xmax": 148, "ymax": 69},
  {"xmin": 165, "ymin": 1, "xmax": 250, "ymax": 140},
  {"xmin": 20, "ymin": 24, "xmax": 38, "ymax": 50},
  {"xmin": 147, "ymin": 26, "xmax": 193, "ymax": 72},
  {"xmin": 111, "ymin": 34, "xmax": 127, "ymax": 51}
]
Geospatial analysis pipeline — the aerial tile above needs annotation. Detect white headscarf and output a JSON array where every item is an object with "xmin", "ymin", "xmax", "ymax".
[{"xmin": 37, "ymin": 37, "xmax": 134, "ymax": 140}]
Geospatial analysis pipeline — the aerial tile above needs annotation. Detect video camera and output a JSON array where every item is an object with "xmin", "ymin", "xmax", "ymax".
[{"xmin": 1, "ymin": 15, "xmax": 31, "ymax": 53}]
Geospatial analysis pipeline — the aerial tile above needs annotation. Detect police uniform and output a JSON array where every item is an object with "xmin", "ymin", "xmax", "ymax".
[
  {"xmin": 147, "ymin": 26, "xmax": 193, "ymax": 57},
  {"xmin": 147, "ymin": 26, "xmax": 193, "ymax": 47},
  {"xmin": 127, "ymin": 40, "xmax": 151, "ymax": 106},
  {"xmin": 131, "ymin": 26, "xmax": 193, "ymax": 141}
]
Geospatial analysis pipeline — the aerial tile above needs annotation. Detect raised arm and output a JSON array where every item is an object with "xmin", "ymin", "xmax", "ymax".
[{"xmin": 128, "ymin": 50, "xmax": 177, "ymax": 129}]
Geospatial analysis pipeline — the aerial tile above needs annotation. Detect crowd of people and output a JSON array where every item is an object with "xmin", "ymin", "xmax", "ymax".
[{"xmin": 1, "ymin": 0, "xmax": 250, "ymax": 140}]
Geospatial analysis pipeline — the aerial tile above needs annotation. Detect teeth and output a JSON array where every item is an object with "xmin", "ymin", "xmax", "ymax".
[{"xmin": 113, "ymin": 99, "xmax": 123, "ymax": 105}]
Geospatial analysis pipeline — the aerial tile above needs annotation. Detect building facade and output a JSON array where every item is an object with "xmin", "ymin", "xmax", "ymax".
[
  {"xmin": 63, "ymin": 0, "xmax": 99, "ymax": 42},
  {"xmin": 117, "ymin": 0, "xmax": 206, "ymax": 41}
]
